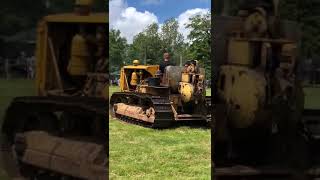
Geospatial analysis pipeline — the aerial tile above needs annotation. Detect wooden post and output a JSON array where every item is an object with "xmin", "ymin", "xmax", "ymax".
[{"xmin": 48, "ymin": 37, "xmax": 64, "ymax": 90}]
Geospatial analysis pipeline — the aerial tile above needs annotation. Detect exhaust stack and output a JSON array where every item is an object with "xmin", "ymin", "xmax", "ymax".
[
  {"xmin": 74, "ymin": 0, "xmax": 94, "ymax": 15},
  {"xmin": 273, "ymin": 0, "xmax": 280, "ymax": 16}
]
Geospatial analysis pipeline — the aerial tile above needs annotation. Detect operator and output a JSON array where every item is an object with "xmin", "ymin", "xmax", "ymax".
[
  {"xmin": 159, "ymin": 52, "xmax": 175, "ymax": 74},
  {"xmin": 83, "ymin": 26, "xmax": 108, "ymax": 97},
  {"xmin": 94, "ymin": 26, "xmax": 108, "ymax": 73},
  {"xmin": 68, "ymin": 25, "xmax": 91, "ymax": 88}
]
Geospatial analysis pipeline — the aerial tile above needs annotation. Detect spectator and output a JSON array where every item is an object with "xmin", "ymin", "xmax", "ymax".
[{"xmin": 26, "ymin": 56, "xmax": 35, "ymax": 79}]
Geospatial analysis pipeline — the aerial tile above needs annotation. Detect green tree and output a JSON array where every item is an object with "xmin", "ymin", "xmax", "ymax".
[
  {"xmin": 128, "ymin": 33, "xmax": 148, "ymax": 64},
  {"xmin": 160, "ymin": 18, "xmax": 184, "ymax": 64},
  {"xmin": 0, "ymin": 0, "xmax": 47, "ymax": 35},
  {"xmin": 128, "ymin": 20, "xmax": 185, "ymax": 66},
  {"xmin": 92, "ymin": 0, "xmax": 107, "ymax": 12},
  {"xmin": 0, "ymin": 0, "xmax": 107, "ymax": 36},
  {"xmin": 129, "ymin": 23, "xmax": 163, "ymax": 65},
  {"xmin": 109, "ymin": 29, "xmax": 128, "ymax": 73},
  {"xmin": 186, "ymin": 12, "xmax": 211, "ymax": 80},
  {"xmin": 142, "ymin": 23, "xmax": 163, "ymax": 64}
]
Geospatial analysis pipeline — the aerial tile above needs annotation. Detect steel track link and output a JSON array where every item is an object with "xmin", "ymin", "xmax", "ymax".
[
  {"xmin": 213, "ymin": 108, "xmax": 320, "ymax": 180},
  {"xmin": 214, "ymin": 165, "xmax": 297, "ymax": 180},
  {"xmin": 110, "ymin": 92, "xmax": 174, "ymax": 128},
  {"xmin": 1, "ymin": 96, "xmax": 108, "ymax": 179}
]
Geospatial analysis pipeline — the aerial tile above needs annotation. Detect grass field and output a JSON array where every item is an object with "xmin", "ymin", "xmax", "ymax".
[
  {"xmin": 0, "ymin": 79, "xmax": 35, "ymax": 120},
  {"xmin": 109, "ymin": 86, "xmax": 211, "ymax": 179},
  {"xmin": 304, "ymin": 87, "xmax": 320, "ymax": 109},
  {"xmin": 0, "ymin": 79, "xmax": 35, "ymax": 179}
]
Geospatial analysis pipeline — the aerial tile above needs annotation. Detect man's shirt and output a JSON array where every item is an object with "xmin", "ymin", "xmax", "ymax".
[{"xmin": 160, "ymin": 60, "xmax": 175, "ymax": 73}]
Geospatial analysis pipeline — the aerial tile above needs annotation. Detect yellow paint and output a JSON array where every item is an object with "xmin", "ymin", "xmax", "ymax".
[
  {"xmin": 67, "ymin": 34, "xmax": 90, "ymax": 76},
  {"xmin": 119, "ymin": 65, "xmax": 159, "ymax": 92},
  {"xmin": 133, "ymin": 60, "xmax": 140, "ymax": 66},
  {"xmin": 35, "ymin": 10, "xmax": 107, "ymax": 95},
  {"xmin": 44, "ymin": 13, "xmax": 108, "ymax": 23},
  {"xmin": 75, "ymin": 0, "xmax": 94, "ymax": 6},
  {"xmin": 181, "ymin": 73, "xmax": 190, "ymax": 83},
  {"xmin": 218, "ymin": 65, "xmax": 266, "ymax": 128},
  {"xmin": 179, "ymin": 82, "xmax": 194, "ymax": 103},
  {"xmin": 35, "ymin": 20, "xmax": 47, "ymax": 95},
  {"xmin": 130, "ymin": 71, "xmax": 138, "ymax": 86},
  {"xmin": 228, "ymin": 40, "xmax": 251, "ymax": 65}
]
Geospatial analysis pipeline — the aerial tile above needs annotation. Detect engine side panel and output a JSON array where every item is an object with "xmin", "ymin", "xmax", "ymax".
[{"xmin": 218, "ymin": 65, "xmax": 267, "ymax": 128}]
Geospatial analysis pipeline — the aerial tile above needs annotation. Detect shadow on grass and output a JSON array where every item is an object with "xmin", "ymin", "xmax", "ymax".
[
  {"xmin": 110, "ymin": 115, "xmax": 210, "ymax": 130},
  {"xmin": 166, "ymin": 121, "xmax": 210, "ymax": 130}
]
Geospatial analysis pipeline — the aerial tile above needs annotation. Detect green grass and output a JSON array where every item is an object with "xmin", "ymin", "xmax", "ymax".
[
  {"xmin": 206, "ymin": 88, "xmax": 211, "ymax": 96},
  {"xmin": 304, "ymin": 87, "xmax": 320, "ymax": 109},
  {"xmin": 109, "ymin": 86, "xmax": 211, "ymax": 179},
  {"xmin": 0, "ymin": 79, "xmax": 35, "ymax": 120},
  {"xmin": 0, "ymin": 78, "xmax": 35, "ymax": 179}
]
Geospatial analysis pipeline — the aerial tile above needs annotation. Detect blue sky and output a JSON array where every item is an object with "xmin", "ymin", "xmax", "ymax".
[
  {"xmin": 110, "ymin": 0, "xmax": 210, "ymax": 43},
  {"xmin": 127, "ymin": 0, "xmax": 211, "ymax": 23}
]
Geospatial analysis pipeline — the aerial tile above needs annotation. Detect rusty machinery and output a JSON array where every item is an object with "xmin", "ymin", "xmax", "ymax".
[
  {"xmin": 110, "ymin": 60, "xmax": 211, "ymax": 128},
  {"xmin": 1, "ymin": 1, "xmax": 108, "ymax": 179},
  {"xmin": 213, "ymin": 0, "xmax": 320, "ymax": 179}
]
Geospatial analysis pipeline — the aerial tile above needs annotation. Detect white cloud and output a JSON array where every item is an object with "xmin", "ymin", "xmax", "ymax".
[
  {"xmin": 177, "ymin": 8, "xmax": 209, "ymax": 41},
  {"xmin": 109, "ymin": 0, "xmax": 127, "ymax": 26},
  {"xmin": 110, "ymin": 0, "xmax": 158, "ymax": 43},
  {"xmin": 110, "ymin": 0, "xmax": 209, "ymax": 43}
]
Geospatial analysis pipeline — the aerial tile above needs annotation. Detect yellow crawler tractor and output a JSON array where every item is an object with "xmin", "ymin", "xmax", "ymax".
[
  {"xmin": 110, "ymin": 60, "xmax": 211, "ymax": 128},
  {"xmin": 1, "ymin": 1, "xmax": 108, "ymax": 179},
  {"xmin": 214, "ymin": 0, "xmax": 320, "ymax": 179}
]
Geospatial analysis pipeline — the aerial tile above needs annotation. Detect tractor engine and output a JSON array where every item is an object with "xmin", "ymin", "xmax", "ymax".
[
  {"xmin": 179, "ymin": 60, "xmax": 206, "ymax": 104},
  {"xmin": 214, "ymin": 0, "xmax": 305, "ymax": 167}
]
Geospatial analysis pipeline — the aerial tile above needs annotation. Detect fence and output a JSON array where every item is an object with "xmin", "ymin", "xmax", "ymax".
[{"xmin": 0, "ymin": 57, "xmax": 35, "ymax": 79}]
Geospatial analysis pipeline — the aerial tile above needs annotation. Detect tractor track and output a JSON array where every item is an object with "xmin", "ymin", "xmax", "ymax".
[
  {"xmin": 214, "ymin": 109, "xmax": 320, "ymax": 180},
  {"xmin": 215, "ymin": 165, "xmax": 320, "ymax": 180},
  {"xmin": 1, "ymin": 95, "xmax": 108, "ymax": 180},
  {"xmin": 110, "ymin": 92, "xmax": 212, "ymax": 128},
  {"xmin": 110, "ymin": 92, "xmax": 174, "ymax": 128}
]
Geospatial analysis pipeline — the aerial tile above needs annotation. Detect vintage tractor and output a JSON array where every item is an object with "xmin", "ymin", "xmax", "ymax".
[
  {"xmin": 110, "ymin": 60, "xmax": 211, "ymax": 128},
  {"xmin": 1, "ymin": 1, "xmax": 108, "ymax": 179},
  {"xmin": 213, "ymin": 0, "xmax": 319, "ymax": 179}
]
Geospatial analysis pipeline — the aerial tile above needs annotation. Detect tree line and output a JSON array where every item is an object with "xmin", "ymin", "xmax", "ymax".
[
  {"xmin": 109, "ymin": 12, "xmax": 211, "ymax": 79},
  {"xmin": 0, "ymin": 0, "xmax": 106, "ymax": 58},
  {"xmin": 0, "ymin": 0, "xmax": 105, "ymax": 37},
  {"xmin": 279, "ymin": 0, "xmax": 320, "ymax": 59},
  {"xmin": 213, "ymin": 0, "xmax": 320, "ymax": 60}
]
